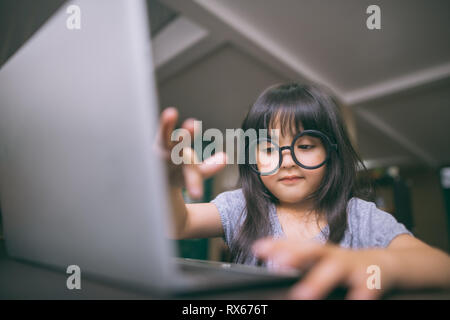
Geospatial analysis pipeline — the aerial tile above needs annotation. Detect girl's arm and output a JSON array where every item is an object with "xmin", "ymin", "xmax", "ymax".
[
  {"xmin": 159, "ymin": 107, "xmax": 227, "ymax": 239},
  {"xmin": 169, "ymin": 186, "xmax": 224, "ymax": 239},
  {"xmin": 384, "ymin": 234, "xmax": 450, "ymax": 291}
]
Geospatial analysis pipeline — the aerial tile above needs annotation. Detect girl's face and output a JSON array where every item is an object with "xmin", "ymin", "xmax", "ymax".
[{"xmin": 259, "ymin": 124, "xmax": 327, "ymax": 206}]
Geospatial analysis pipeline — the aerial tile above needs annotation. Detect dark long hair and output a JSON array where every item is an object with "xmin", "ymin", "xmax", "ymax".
[{"xmin": 232, "ymin": 83, "xmax": 372, "ymax": 264}]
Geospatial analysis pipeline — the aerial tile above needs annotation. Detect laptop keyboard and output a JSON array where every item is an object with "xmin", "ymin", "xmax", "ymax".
[
  {"xmin": 170, "ymin": 258, "xmax": 301, "ymax": 295},
  {"xmin": 175, "ymin": 257, "xmax": 301, "ymax": 278}
]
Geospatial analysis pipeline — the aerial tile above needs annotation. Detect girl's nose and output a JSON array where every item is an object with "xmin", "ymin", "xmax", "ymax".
[{"xmin": 280, "ymin": 148, "xmax": 296, "ymax": 169}]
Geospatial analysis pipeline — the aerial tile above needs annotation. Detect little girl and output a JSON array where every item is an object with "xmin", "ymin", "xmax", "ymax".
[{"xmin": 159, "ymin": 82, "xmax": 450, "ymax": 299}]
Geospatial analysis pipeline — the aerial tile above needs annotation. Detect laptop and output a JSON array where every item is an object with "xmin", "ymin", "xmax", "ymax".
[{"xmin": 0, "ymin": 0, "xmax": 300, "ymax": 297}]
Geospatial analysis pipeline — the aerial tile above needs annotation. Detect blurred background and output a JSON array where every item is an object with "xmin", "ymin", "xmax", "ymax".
[{"xmin": 1, "ymin": 0, "xmax": 449, "ymax": 261}]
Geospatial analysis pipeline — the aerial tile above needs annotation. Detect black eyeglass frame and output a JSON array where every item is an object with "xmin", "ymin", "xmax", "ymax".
[{"xmin": 248, "ymin": 129, "xmax": 338, "ymax": 176}]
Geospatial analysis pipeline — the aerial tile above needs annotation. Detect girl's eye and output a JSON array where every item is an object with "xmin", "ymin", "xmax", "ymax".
[{"xmin": 298, "ymin": 145, "xmax": 314, "ymax": 150}]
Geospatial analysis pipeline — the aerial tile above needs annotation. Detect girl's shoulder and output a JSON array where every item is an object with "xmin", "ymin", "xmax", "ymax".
[
  {"xmin": 345, "ymin": 197, "xmax": 413, "ymax": 248},
  {"xmin": 211, "ymin": 188, "xmax": 245, "ymax": 207},
  {"xmin": 210, "ymin": 188, "xmax": 246, "ymax": 247},
  {"xmin": 346, "ymin": 196, "xmax": 393, "ymax": 227},
  {"xmin": 346, "ymin": 197, "xmax": 375, "ymax": 214},
  {"xmin": 210, "ymin": 188, "xmax": 246, "ymax": 222}
]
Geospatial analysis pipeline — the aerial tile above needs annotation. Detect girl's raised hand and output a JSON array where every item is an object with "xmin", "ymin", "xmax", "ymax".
[{"xmin": 156, "ymin": 107, "xmax": 228, "ymax": 200}]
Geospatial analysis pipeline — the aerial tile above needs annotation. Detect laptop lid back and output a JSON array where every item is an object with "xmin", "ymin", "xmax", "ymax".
[{"xmin": 0, "ymin": 0, "xmax": 177, "ymax": 292}]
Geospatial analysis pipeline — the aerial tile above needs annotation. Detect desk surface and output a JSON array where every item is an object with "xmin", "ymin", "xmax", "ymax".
[{"xmin": 1, "ymin": 240, "xmax": 449, "ymax": 300}]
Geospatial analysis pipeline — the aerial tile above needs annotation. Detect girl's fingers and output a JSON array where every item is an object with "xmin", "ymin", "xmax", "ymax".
[
  {"xmin": 345, "ymin": 268, "xmax": 384, "ymax": 300},
  {"xmin": 198, "ymin": 152, "xmax": 228, "ymax": 178},
  {"xmin": 252, "ymin": 238, "xmax": 293, "ymax": 258},
  {"xmin": 181, "ymin": 117, "xmax": 196, "ymax": 136},
  {"xmin": 160, "ymin": 112, "xmax": 226, "ymax": 195},
  {"xmin": 183, "ymin": 165, "xmax": 203, "ymax": 199},
  {"xmin": 182, "ymin": 147, "xmax": 203, "ymax": 199},
  {"xmin": 159, "ymin": 107, "xmax": 179, "ymax": 150},
  {"xmin": 159, "ymin": 109, "xmax": 226, "ymax": 194},
  {"xmin": 253, "ymin": 238, "xmax": 326, "ymax": 270},
  {"xmin": 289, "ymin": 258, "xmax": 347, "ymax": 300},
  {"xmin": 182, "ymin": 152, "xmax": 227, "ymax": 199}
]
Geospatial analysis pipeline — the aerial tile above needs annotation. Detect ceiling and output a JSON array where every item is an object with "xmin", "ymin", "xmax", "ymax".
[
  {"xmin": 147, "ymin": 0, "xmax": 178, "ymax": 37},
  {"xmin": 152, "ymin": 0, "xmax": 450, "ymax": 169},
  {"xmin": 1, "ymin": 0, "xmax": 449, "ymax": 169},
  {"xmin": 0, "ymin": 0, "xmax": 66, "ymax": 67}
]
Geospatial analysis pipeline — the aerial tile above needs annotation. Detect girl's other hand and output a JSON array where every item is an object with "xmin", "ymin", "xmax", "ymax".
[
  {"xmin": 156, "ymin": 107, "xmax": 228, "ymax": 199},
  {"xmin": 252, "ymin": 238, "xmax": 395, "ymax": 300}
]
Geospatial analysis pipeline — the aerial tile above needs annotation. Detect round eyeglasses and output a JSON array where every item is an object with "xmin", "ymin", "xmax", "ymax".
[{"xmin": 247, "ymin": 130, "xmax": 337, "ymax": 176}]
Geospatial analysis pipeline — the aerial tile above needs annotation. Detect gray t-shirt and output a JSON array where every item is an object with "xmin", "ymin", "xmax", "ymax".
[{"xmin": 211, "ymin": 188, "xmax": 414, "ymax": 266}]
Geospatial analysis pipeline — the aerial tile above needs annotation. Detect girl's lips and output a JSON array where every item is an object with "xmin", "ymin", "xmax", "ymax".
[{"xmin": 279, "ymin": 176, "xmax": 304, "ymax": 184}]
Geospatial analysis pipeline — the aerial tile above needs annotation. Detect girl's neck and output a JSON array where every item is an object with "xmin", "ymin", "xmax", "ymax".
[
  {"xmin": 276, "ymin": 199, "xmax": 322, "ymax": 223},
  {"xmin": 278, "ymin": 198, "xmax": 310, "ymax": 211}
]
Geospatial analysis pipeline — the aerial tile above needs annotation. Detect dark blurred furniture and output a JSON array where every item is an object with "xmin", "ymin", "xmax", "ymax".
[
  {"xmin": 440, "ymin": 167, "xmax": 450, "ymax": 250},
  {"xmin": 370, "ymin": 169, "xmax": 414, "ymax": 231}
]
